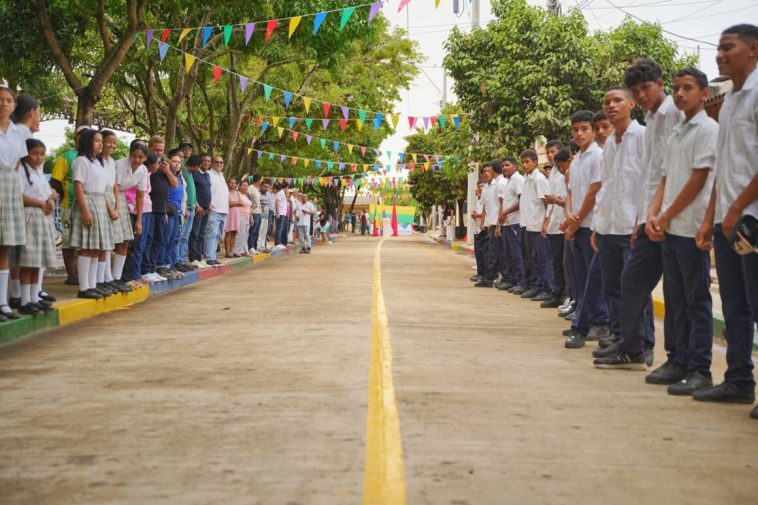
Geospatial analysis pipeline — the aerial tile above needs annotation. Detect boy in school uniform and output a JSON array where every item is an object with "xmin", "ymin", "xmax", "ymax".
[
  {"xmin": 563, "ymin": 111, "xmax": 609, "ymax": 349},
  {"xmin": 596, "ymin": 68, "xmax": 718, "ymax": 384},
  {"xmin": 519, "ymin": 149, "xmax": 552, "ymax": 300},
  {"xmin": 474, "ymin": 163, "xmax": 498, "ymax": 287},
  {"xmin": 499, "ymin": 156, "xmax": 526, "ymax": 292},
  {"xmin": 488, "ymin": 160, "xmax": 510, "ymax": 289},
  {"xmin": 589, "ymin": 87, "xmax": 648, "ymax": 361},
  {"xmin": 592, "ymin": 111, "xmax": 613, "ymax": 149},
  {"xmin": 542, "ymin": 146, "xmax": 569, "ymax": 308},
  {"xmin": 692, "ymin": 24, "xmax": 758, "ymax": 419},
  {"xmin": 470, "ymin": 179, "xmax": 487, "ymax": 283}
]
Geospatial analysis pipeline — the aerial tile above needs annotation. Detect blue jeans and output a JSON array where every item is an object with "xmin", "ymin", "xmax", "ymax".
[
  {"xmin": 145, "ymin": 212, "xmax": 166, "ymax": 274},
  {"xmin": 297, "ymin": 225, "xmax": 311, "ymax": 249},
  {"xmin": 159, "ymin": 212, "xmax": 181, "ymax": 268},
  {"xmin": 248, "ymin": 213, "xmax": 262, "ymax": 250},
  {"xmin": 130, "ymin": 212, "xmax": 153, "ymax": 280},
  {"xmin": 203, "ymin": 211, "xmax": 227, "ymax": 261},
  {"xmin": 178, "ymin": 211, "xmax": 194, "ymax": 265},
  {"xmin": 275, "ymin": 215, "xmax": 287, "ymax": 245}
]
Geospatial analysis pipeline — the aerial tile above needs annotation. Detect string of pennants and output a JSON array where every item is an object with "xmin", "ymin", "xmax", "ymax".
[
  {"xmin": 256, "ymin": 120, "xmax": 457, "ymax": 161},
  {"xmin": 248, "ymin": 147, "xmax": 446, "ymax": 173},
  {"xmin": 151, "ymin": 42, "xmax": 462, "ymax": 130},
  {"xmin": 261, "ymin": 172, "xmax": 412, "ymax": 190}
]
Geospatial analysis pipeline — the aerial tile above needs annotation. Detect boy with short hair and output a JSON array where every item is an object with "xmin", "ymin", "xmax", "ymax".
[
  {"xmin": 592, "ymin": 111, "xmax": 613, "ymax": 149},
  {"xmin": 470, "ymin": 178, "xmax": 487, "ymax": 282},
  {"xmin": 541, "ymin": 146, "xmax": 569, "ymax": 308},
  {"xmin": 692, "ymin": 24, "xmax": 758, "ymax": 419},
  {"xmin": 519, "ymin": 149, "xmax": 552, "ymax": 300},
  {"xmin": 475, "ymin": 163, "xmax": 498, "ymax": 287},
  {"xmin": 499, "ymin": 156, "xmax": 526, "ymax": 292}
]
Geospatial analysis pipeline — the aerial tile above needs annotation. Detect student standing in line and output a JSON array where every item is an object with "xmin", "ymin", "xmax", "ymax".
[
  {"xmin": 500, "ymin": 156, "xmax": 526, "ymax": 293},
  {"xmin": 95, "ymin": 130, "xmax": 121, "ymax": 295},
  {"xmin": 542, "ymin": 145, "xmax": 569, "ymax": 308},
  {"xmin": 470, "ymin": 178, "xmax": 486, "ymax": 283},
  {"xmin": 692, "ymin": 24, "xmax": 758, "ymax": 420},
  {"xmin": 156, "ymin": 149, "xmax": 183, "ymax": 277},
  {"xmin": 246, "ymin": 174, "xmax": 263, "ymax": 254},
  {"xmin": 474, "ymin": 163, "xmax": 498, "ymax": 287},
  {"xmin": 145, "ymin": 144, "xmax": 178, "ymax": 280},
  {"xmin": 592, "ymin": 111, "xmax": 613, "ymax": 149},
  {"xmin": 16, "ymin": 139, "xmax": 56, "ymax": 314},
  {"xmin": 132, "ymin": 153, "xmax": 159, "ymax": 282},
  {"xmin": 519, "ymin": 149, "xmax": 552, "ymax": 301},
  {"xmin": 113, "ymin": 142, "xmax": 147, "ymax": 290},
  {"xmin": 69, "ymin": 129, "xmax": 114, "ymax": 299},
  {"xmin": 487, "ymin": 160, "xmax": 508, "ymax": 288}
]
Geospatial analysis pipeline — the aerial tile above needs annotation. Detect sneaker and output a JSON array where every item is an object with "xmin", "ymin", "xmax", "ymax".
[
  {"xmin": 558, "ymin": 298, "xmax": 573, "ymax": 311},
  {"xmin": 692, "ymin": 382, "xmax": 756, "ymax": 404},
  {"xmin": 594, "ymin": 351, "xmax": 647, "ymax": 370},
  {"xmin": 77, "ymin": 289, "xmax": 103, "ymax": 300},
  {"xmin": 18, "ymin": 302, "xmax": 41, "ymax": 315},
  {"xmin": 563, "ymin": 311, "xmax": 577, "ymax": 321},
  {"xmin": 520, "ymin": 288, "xmax": 540, "ymax": 299},
  {"xmin": 206, "ymin": 259, "xmax": 222, "ymax": 266},
  {"xmin": 564, "ymin": 330, "xmax": 586, "ymax": 349},
  {"xmin": 646, "ymin": 360, "xmax": 687, "ymax": 385},
  {"xmin": 531, "ymin": 292, "xmax": 553, "ymax": 302},
  {"xmin": 667, "ymin": 372, "xmax": 713, "ymax": 396},
  {"xmin": 598, "ymin": 336, "xmax": 616, "ymax": 349},
  {"xmin": 175, "ymin": 263, "xmax": 189, "ymax": 272},
  {"xmin": 474, "ymin": 280, "xmax": 493, "ymax": 288},
  {"xmin": 184, "ymin": 262, "xmax": 198, "ymax": 271},
  {"xmin": 249, "ymin": 248, "xmax": 258, "ymax": 255},
  {"xmin": 511, "ymin": 285, "xmax": 528, "ymax": 295},
  {"xmin": 585, "ymin": 325, "xmax": 610, "ymax": 341},
  {"xmin": 540, "ymin": 297, "xmax": 563, "ymax": 308},
  {"xmin": 199, "ymin": 260, "xmax": 210, "ymax": 268},
  {"xmin": 141, "ymin": 274, "xmax": 154, "ymax": 282},
  {"xmin": 39, "ymin": 291, "xmax": 56, "ymax": 302},
  {"xmin": 9, "ymin": 297, "xmax": 22, "ymax": 309},
  {"xmin": 592, "ymin": 341, "xmax": 620, "ymax": 358},
  {"xmin": 558, "ymin": 305, "xmax": 575, "ymax": 317},
  {"xmin": 154, "ymin": 272, "xmax": 168, "ymax": 281}
]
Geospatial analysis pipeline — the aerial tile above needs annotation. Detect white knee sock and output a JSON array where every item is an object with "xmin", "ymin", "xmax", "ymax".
[
  {"xmin": 97, "ymin": 261, "xmax": 106, "ymax": 283},
  {"xmin": 89, "ymin": 258, "xmax": 98, "ymax": 289},
  {"xmin": 104, "ymin": 260, "xmax": 113, "ymax": 282},
  {"xmin": 21, "ymin": 284, "xmax": 31, "ymax": 305},
  {"xmin": 0, "ymin": 270, "xmax": 9, "ymax": 306},
  {"xmin": 31, "ymin": 286, "xmax": 39, "ymax": 303},
  {"xmin": 113, "ymin": 254, "xmax": 126, "ymax": 280},
  {"xmin": 11, "ymin": 278, "xmax": 21, "ymax": 298},
  {"xmin": 77, "ymin": 256, "xmax": 91, "ymax": 291},
  {"xmin": 37, "ymin": 268, "xmax": 45, "ymax": 295}
]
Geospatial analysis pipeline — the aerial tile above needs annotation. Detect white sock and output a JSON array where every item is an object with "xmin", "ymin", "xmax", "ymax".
[
  {"xmin": 77, "ymin": 256, "xmax": 91, "ymax": 290},
  {"xmin": 21, "ymin": 284, "xmax": 31, "ymax": 305},
  {"xmin": 31, "ymin": 287, "xmax": 39, "ymax": 304},
  {"xmin": 37, "ymin": 268, "xmax": 45, "ymax": 295},
  {"xmin": 11, "ymin": 279, "xmax": 21, "ymax": 298},
  {"xmin": 113, "ymin": 254, "xmax": 126, "ymax": 280},
  {"xmin": 0, "ymin": 270, "xmax": 9, "ymax": 306},
  {"xmin": 97, "ymin": 261, "xmax": 106, "ymax": 283},
  {"xmin": 89, "ymin": 258, "xmax": 98, "ymax": 289},
  {"xmin": 104, "ymin": 263, "xmax": 113, "ymax": 282}
]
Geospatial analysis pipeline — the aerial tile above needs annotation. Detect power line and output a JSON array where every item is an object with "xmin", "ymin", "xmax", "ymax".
[{"xmin": 664, "ymin": 4, "xmax": 757, "ymax": 24}]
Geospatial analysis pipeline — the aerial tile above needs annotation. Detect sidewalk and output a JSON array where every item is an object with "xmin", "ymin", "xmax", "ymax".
[{"xmin": 426, "ymin": 232, "xmax": 758, "ymax": 352}]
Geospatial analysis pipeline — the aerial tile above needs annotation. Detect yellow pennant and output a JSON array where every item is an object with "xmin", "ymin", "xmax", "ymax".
[
  {"xmin": 272, "ymin": 116, "xmax": 280, "ymax": 126},
  {"xmin": 303, "ymin": 96, "xmax": 312, "ymax": 112},
  {"xmin": 184, "ymin": 53, "xmax": 196, "ymax": 73},
  {"xmin": 288, "ymin": 16, "xmax": 302, "ymax": 38},
  {"xmin": 179, "ymin": 28, "xmax": 192, "ymax": 42},
  {"xmin": 391, "ymin": 113, "xmax": 400, "ymax": 129},
  {"xmin": 347, "ymin": 144, "xmax": 354, "ymax": 154},
  {"xmin": 277, "ymin": 127, "xmax": 284, "ymax": 137},
  {"xmin": 435, "ymin": 0, "xmax": 441, "ymax": 7},
  {"xmin": 303, "ymin": 159, "xmax": 310, "ymax": 168},
  {"xmin": 412, "ymin": 153, "xmax": 418, "ymax": 163},
  {"xmin": 356, "ymin": 119, "xmax": 364, "ymax": 131}
]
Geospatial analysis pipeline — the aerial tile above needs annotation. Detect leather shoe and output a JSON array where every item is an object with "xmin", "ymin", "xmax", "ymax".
[
  {"xmin": 511, "ymin": 285, "xmax": 528, "ymax": 295},
  {"xmin": 667, "ymin": 372, "xmax": 712, "ymax": 396},
  {"xmin": 593, "ymin": 341, "xmax": 619, "ymax": 358},
  {"xmin": 532, "ymin": 292, "xmax": 553, "ymax": 302},
  {"xmin": 585, "ymin": 325, "xmax": 610, "ymax": 341},
  {"xmin": 564, "ymin": 331, "xmax": 586, "ymax": 349},
  {"xmin": 562, "ymin": 327, "xmax": 572, "ymax": 336},
  {"xmin": 646, "ymin": 360, "xmax": 686, "ymax": 385},
  {"xmin": 495, "ymin": 281, "xmax": 513, "ymax": 291},
  {"xmin": 520, "ymin": 288, "xmax": 540, "ymax": 298},
  {"xmin": 598, "ymin": 336, "xmax": 616, "ymax": 348},
  {"xmin": 470, "ymin": 274, "xmax": 482, "ymax": 282},
  {"xmin": 474, "ymin": 280, "xmax": 493, "ymax": 288},
  {"xmin": 692, "ymin": 382, "xmax": 755, "ymax": 404},
  {"xmin": 540, "ymin": 297, "xmax": 562, "ymax": 308}
]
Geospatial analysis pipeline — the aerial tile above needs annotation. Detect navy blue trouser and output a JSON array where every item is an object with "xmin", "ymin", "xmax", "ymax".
[
  {"xmin": 713, "ymin": 224, "xmax": 757, "ymax": 389},
  {"xmin": 482, "ymin": 229, "xmax": 499, "ymax": 282},
  {"xmin": 548, "ymin": 234, "xmax": 566, "ymax": 298},
  {"xmin": 502, "ymin": 224, "xmax": 524, "ymax": 285},
  {"xmin": 597, "ymin": 234, "xmax": 632, "ymax": 340},
  {"xmin": 248, "ymin": 213, "xmax": 262, "ymax": 250},
  {"xmin": 570, "ymin": 228, "xmax": 609, "ymax": 333},
  {"xmin": 662, "ymin": 233, "xmax": 713, "ymax": 375},
  {"xmin": 494, "ymin": 226, "xmax": 508, "ymax": 281},
  {"xmin": 526, "ymin": 230, "xmax": 552, "ymax": 293},
  {"xmin": 144, "ymin": 212, "xmax": 166, "ymax": 274},
  {"xmin": 620, "ymin": 224, "xmax": 662, "ymax": 355},
  {"xmin": 189, "ymin": 209, "xmax": 209, "ymax": 262},
  {"xmin": 563, "ymin": 236, "xmax": 575, "ymax": 300},
  {"xmin": 275, "ymin": 216, "xmax": 287, "ymax": 245},
  {"xmin": 474, "ymin": 232, "xmax": 486, "ymax": 276},
  {"xmin": 519, "ymin": 226, "xmax": 532, "ymax": 288}
]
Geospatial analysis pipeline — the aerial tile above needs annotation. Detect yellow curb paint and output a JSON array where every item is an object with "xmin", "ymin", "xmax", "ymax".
[
  {"xmin": 653, "ymin": 296, "xmax": 665, "ymax": 320},
  {"xmin": 363, "ymin": 238, "xmax": 406, "ymax": 505},
  {"xmin": 252, "ymin": 252, "xmax": 271, "ymax": 264},
  {"xmin": 56, "ymin": 285, "xmax": 150, "ymax": 326}
]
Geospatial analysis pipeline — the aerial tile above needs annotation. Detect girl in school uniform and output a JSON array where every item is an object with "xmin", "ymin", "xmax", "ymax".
[
  {"xmin": 17, "ymin": 139, "xmax": 57, "ymax": 315},
  {"xmin": 0, "ymin": 86, "xmax": 27, "ymax": 322},
  {"xmin": 69, "ymin": 129, "xmax": 115, "ymax": 299},
  {"xmin": 113, "ymin": 142, "xmax": 148, "ymax": 290},
  {"xmin": 97, "ymin": 130, "xmax": 127, "ymax": 295}
]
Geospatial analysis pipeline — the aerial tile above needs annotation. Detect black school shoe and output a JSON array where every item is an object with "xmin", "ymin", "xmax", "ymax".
[
  {"xmin": 0, "ymin": 305, "xmax": 20, "ymax": 320},
  {"xmin": 564, "ymin": 330, "xmax": 586, "ymax": 349},
  {"xmin": 593, "ymin": 351, "xmax": 647, "ymax": 370},
  {"xmin": 18, "ymin": 303, "xmax": 41, "ymax": 316},
  {"xmin": 692, "ymin": 382, "xmax": 756, "ymax": 404},
  {"xmin": 474, "ymin": 280, "xmax": 494, "ymax": 288},
  {"xmin": 751, "ymin": 405, "xmax": 758, "ymax": 419},
  {"xmin": 646, "ymin": 360, "xmax": 686, "ymax": 385},
  {"xmin": 9, "ymin": 297, "xmax": 21, "ymax": 309},
  {"xmin": 108, "ymin": 280, "xmax": 132, "ymax": 293},
  {"xmin": 470, "ymin": 274, "xmax": 482, "ymax": 282},
  {"xmin": 510, "ymin": 285, "xmax": 528, "ymax": 295},
  {"xmin": 77, "ymin": 289, "xmax": 103, "ymax": 300},
  {"xmin": 593, "ymin": 341, "xmax": 620, "ymax": 358},
  {"xmin": 39, "ymin": 291, "xmax": 56, "ymax": 302},
  {"xmin": 667, "ymin": 372, "xmax": 713, "ymax": 396},
  {"xmin": 598, "ymin": 336, "xmax": 616, "ymax": 349},
  {"xmin": 520, "ymin": 288, "xmax": 540, "ymax": 299},
  {"xmin": 495, "ymin": 281, "xmax": 513, "ymax": 291},
  {"xmin": 35, "ymin": 301, "xmax": 54, "ymax": 313},
  {"xmin": 540, "ymin": 297, "xmax": 562, "ymax": 308},
  {"xmin": 585, "ymin": 325, "xmax": 610, "ymax": 341}
]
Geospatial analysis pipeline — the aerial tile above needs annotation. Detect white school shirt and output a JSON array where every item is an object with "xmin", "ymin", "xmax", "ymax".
[
  {"xmin": 296, "ymin": 201, "xmax": 315, "ymax": 227},
  {"xmin": 472, "ymin": 196, "xmax": 484, "ymax": 233},
  {"xmin": 102, "ymin": 157, "xmax": 117, "ymax": 188},
  {"xmin": 115, "ymin": 158, "xmax": 148, "ymax": 192},
  {"xmin": 0, "ymin": 122, "xmax": 27, "ymax": 169},
  {"xmin": 14, "ymin": 122, "xmax": 33, "ymax": 143},
  {"xmin": 661, "ymin": 110, "xmax": 719, "ymax": 238},
  {"xmin": 546, "ymin": 168, "xmax": 567, "ymax": 235},
  {"xmin": 520, "ymin": 169, "xmax": 550, "ymax": 232},
  {"xmin": 482, "ymin": 181, "xmax": 499, "ymax": 226},
  {"xmin": 638, "ymin": 95, "xmax": 683, "ymax": 222},
  {"xmin": 594, "ymin": 120, "xmax": 646, "ymax": 235},
  {"xmin": 18, "ymin": 162, "xmax": 52, "ymax": 201},
  {"xmin": 715, "ymin": 67, "xmax": 758, "ymax": 224},
  {"xmin": 274, "ymin": 190, "xmax": 287, "ymax": 217},
  {"xmin": 568, "ymin": 142, "xmax": 603, "ymax": 228},
  {"xmin": 208, "ymin": 169, "xmax": 229, "ymax": 213},
  {"xmin": 503, "ymin": 172, "xmax": 524, "ymax": 225},
  {"xmin": 72, "ymin": 156, "xmax": 109, "ymax": 193}
]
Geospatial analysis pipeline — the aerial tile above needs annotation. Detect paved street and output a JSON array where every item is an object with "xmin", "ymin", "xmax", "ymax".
[{"xmin": 1, "ymin": 236, "xmax": 756, "ymax": 504}]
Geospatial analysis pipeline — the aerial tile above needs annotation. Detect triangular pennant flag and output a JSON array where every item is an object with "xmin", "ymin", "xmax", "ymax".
[
  {"xmin": 368, "ymin": 2, "xmax": 383, "ymax": 22},
  {"xmin": 361, "ymin": 146, "xmax": 367, "ymax": 157},
  {"xmin": 146, "ymin": 29, "xmax": 155, "ymax": 49},
  {"xmin": 212, "ymin": 65, "xmax": 222, "ymax": 82},
  {"xmin": 338, "ymin": 164, "xmax": 345, "ymax": 172},
  {"xmin": 320, "ymin": 139, "xmax": 327, "ymax": 149},
  {"xmin": 435, "ymin": 0, "xmax": 442, "ymax": 7},
  {"xmin": 223, "ymin": 25, "xmax": 232, "ymax": 45},
  {"xmin": 430, "ymin": 116, "xmax": 438, "ymax": 127},
  {"xmin": 327, "ymin": 161, "xmax": 334, "ymax": 170},
  {"xmin": 303, "ymin": 96, "xmax": 312, "ymax": 113},
  {"xmin": 292, "ymin": 131, "xmax": 299, "ymax": 141},
  {"xmin": 306, "ymin": 135, "xmax": 312, "ymax": 144},
  {"xmin": 283, "ymin": 91, "xmax": 292, "ymax": 108},
  {"xmin": 256, "ymin": 150, "xmax": 263, "ymax": 158},
  {"xmin": 313, "ymin": 12, "xmax": 327, "ymax": 34},
  {"xmin": 184, "ymin": 53, "xmax": 196, "ymax": 73},
  {"xmin": 179, "ymin": 28, "xmax": 191, "ymax": 42},
  {"xmin": 373, "ymin": 117, "xmax": 381, "ymax": 129},
  {"xmin": 202, "ymin": 26, "xmax": 212, "ymax": 47},
  {"xmin": 268, "ymin": 153, "xmax": 275, "ymax": 160},
  {"xmin": 339, "ymin": 119, "xmax": 347, "ymax": 130},
  {"xmin": 398, "ymin": 0, "xmax": 411, "ymax": 13},
  {"xmin": 322, "ymin": 118, "xmax": 330, "ymax": 130},
  {"xmin": 291, "ymin": 156, "xmax": 298, "ymax": 166},
  {"xmin": 158, "ymin": 42, "xmax": 169, "ymax": 62},
  {"xmin": 288, "ymin": 16, "xmax": 302, "ymax": 38},
  {"xmin": 412, "ymin": 153, "xmax": 418, "ymax": 163},
  {"xmin": 265, "ymin": 19, "xmax": 278, "ymax": 42},
  {"xmin": 348, "ymin": 144, "xmax": 354, "ymax": 155},
  {"xmin": 423, "ymin": 154, "xmax": 430, "ymax": 162},
  {"xmin": 280, "ymin": 154, "xmax": 286, "ymax": 162},
  {"xmin": 408, "ymin": 116, "xmax": 417, "ymax": 129},
  {"xmin": 386, "ymin": 151, "xmax": 392, "ymax": 160},
  {"xmin": 333, "ymin": 141, "xmax": 340, "ymax": 151},
  {"xmin": 439, "ymin": 116, "xmax": 447, "ymax": 129},
  {"xmin": 350, "ymin": 163, "xmax": 357, "ymax": 172},
  {"xmin": 340, "ymin": 106, "xmax": 349, "ymax": 120},
  {"xmin": 453, "ymin": 115, "xmax": 461, "ymax": 129},
  {"xmin": 340, "ymin": 7, "xmax": 356, "ymax": 30},
  {"xmin": 288, "ymin": 117, "xmax": 296, "ymax": 128},
  {"xmin": 391, "ymin": 113, "xmax": 400, "ymax": 129},
  {"xmin": 356, "ymin": 119, "xmax": 364, "ymax": 131},
  {"xmin": 322, "ymin": 102, "xmax": 331, "ymax": 117},
  {"xmin": 161, "ymin": 29, "xmax": 171, "ymax": 43},
  {"xmin": 434, "ymin": 155, "xmax": 441, "ymax": 162},
  {"xmin": 263, "ymin": 84, "xmax": 273, "ymax": 101},
  {"xmin": 261, "ymin": 121, "xmax": 269, "ymax": 133},
  {"xmin": 398, "ymin": 152, "xmax": 405, "ymax": 162},
  {"xmin": 315, "ymin": 160, "xmax": 321, "ymax": 169},
  {"xmin": 245, "ymin": 23, "xmax": 255, "ymax": 44},
  {"xmin": 423, "ymin": 116, "xmax": 430, "ymax": 129},
  {"xmin": 303, "ymin": 159, "xmax": 310, "ymax": 168},
  {"xmin": 239, "ymin": 76, "xmax": 248, "ymax": 92},
  {"xmin": 358, "ymin": 110, "xmax": 366, "ymax": 122},
  {"xmin": 277, "ymin": 127, "xmax": 284, "ymax": 137},
  {"xmin": 305, "ymin": 118, "xmax": 313, "ymax": 130},
  {"xmin": 272, "ymin": 116, "xmax": 280, "ymax": 126}
]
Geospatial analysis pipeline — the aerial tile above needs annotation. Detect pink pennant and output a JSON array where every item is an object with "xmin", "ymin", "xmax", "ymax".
[
  {"xmin": 291, "ymin": 156, "xmax": 298, "ymax": 166},
  {"xmin": 398, "ymin": 0, "xmax": 411, "ymax": 13},
  {"xmin": 360, "ymin": 146, "xmax": 367, "ymax": 157},
  {"xmin": 292, "ymin": 131, "xmax": 299, "ymax": 141},
  {"xmin": 423, "ymin": 154, "xmax": 430, "ymax": 162},
  {"xmin": 408, "ymin": 116, "xmax": 417, "ymax": 129}
]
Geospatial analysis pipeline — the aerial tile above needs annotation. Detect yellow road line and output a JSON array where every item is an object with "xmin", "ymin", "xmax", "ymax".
[{"xmin": 363, "ymin": 238, "xmax": 406, "ymax": 505}]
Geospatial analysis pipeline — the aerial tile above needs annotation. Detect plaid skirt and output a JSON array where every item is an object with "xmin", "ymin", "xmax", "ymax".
[
  {"xmin": 0, "ymin": 168, "xmax": 27, "ymax": 247},
  {"xmin": 69, "ymin": 191, "xmax": 115, "ymax": 251},
  {"xmin": 17, "ymin": 206, "xmax": 56, "ymax": 268},
  {"xmin": 107, "ymin": 188, "xmax": 134, "ymax": 244}
]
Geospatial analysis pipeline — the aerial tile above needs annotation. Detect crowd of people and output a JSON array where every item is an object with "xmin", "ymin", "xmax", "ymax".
[
  {"xmin": 468, "ymin": 24, "xmax": 757, "ymax": 419},
  {"xmin": 0, "ymin": 95, "xmax": 339, "ymax": 320}
]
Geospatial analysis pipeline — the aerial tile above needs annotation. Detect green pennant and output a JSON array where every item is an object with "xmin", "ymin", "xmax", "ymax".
[
  {"xmin": 358, "ymin": 109, "xmax": 366, "ymax": 122},
  {"xmin": 439, "ymin": 116, "xmax": 447, "ymax": 129},
  {"xmin": 327, "ymin": 161, "xmax": 334, "ymax": 170},
  {"xmin": 263, "ymin": 84, "xmax": 273, "ymax": 102},
  {"xmin": 268, "ymin": 152, "xmax": 275, "ymax": 160},
  {"xmin": 223, "ymin": 25, "xmax": 232, "ymax": 45},
  {"xmin": 305, "ymin": 118, "xmax": 313, "ymax": 130},
  {"xmin": 320, "ymin": 138, "xmax": 326, "ymax": 149},
  {"xmin": 340, "ymin": 7, "xmax": 356, "ymax": 30}
]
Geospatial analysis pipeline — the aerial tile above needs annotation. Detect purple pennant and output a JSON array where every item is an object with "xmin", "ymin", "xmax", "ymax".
[
  {"xmin": 256, "ymin": 150, "xmax": 262, "ymax": 158},
  {"xmin": 239, "ymin": 76, "xmax": 248, "ymax": 92},
  {"xmin": 341, "ymin": 106, "xmax": 349, "ymax": 120},
  {"xmin": 306, "ymin": 135, "xmax": 312, "ymax": 144},
  {"xmin": 245, "ymin": 23, "xmax": 255, "ymax": 45},
  {"xmin": 434, "ymin": 155, "xmax": 440, "ymax": 162},
  {"xmin": 146, "ymin": 29, "xmax": 155, "ymax": 49},
  {"xmin": 368, "ymin": 2, "xmax": 383, "ymax": 22},
  {"xmin": 423, "ymin": 116, "xmax": 430, "ymax": 129},
  {"xmin": 338, "ymin": 163, "xmax": 345, "ymax": 171},
  {"xmin": 399, "ymin": 163, "xmax": 406, "ymax": 171},
  {"xmin": 322, "ymin": 118, "xmax": 329, "ymax": 130},
  {"xmin": 280, "ymin": 154, "xmax": 286, "ymax": 162}
]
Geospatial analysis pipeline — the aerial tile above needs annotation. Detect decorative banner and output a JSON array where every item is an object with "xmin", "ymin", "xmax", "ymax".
[{"xmin": 247, "ymin": 146, "xmax": 442, "ymax": 173}]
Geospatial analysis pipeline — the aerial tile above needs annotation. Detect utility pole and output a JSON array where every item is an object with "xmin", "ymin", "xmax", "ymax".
[
  {"xmin": 465, "ymin": 0, "xmax": 480, "ymax": 243},
  {"xmin": 472, "ymin": 0, "xmax": 480, "ymax": 27},
  {"xmin": 441, "ymin": 71, "xmax": 447, "ymax": 108},
  {"xmin": 547, "ymin": 0, "xmax": 562, "ymax": 15}
]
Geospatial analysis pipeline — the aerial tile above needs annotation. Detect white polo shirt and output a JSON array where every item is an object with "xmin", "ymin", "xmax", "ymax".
[
  {"xmin": 568, "ymin": 142, "xmax": 603, "ymax": 228},
  {"xmin": 72, "ymin": 156, "xmax": 109, "ymax": 193},
  {"xmin": 483, "ymin": 180, "xmax": 499, "ymax": 227},
  {"xmin": 0, "ymin": 122, "xmax": 27, "ymax": 169},
  {"xmin": 715, "ymin": 67, "xmax": 758, "ymax": 224},
  {"xmin": 296, "ymin": 200, "xmax": 315, "ymax": 227},
  {"xmin": 503, "ymin": 172, "xmax": 524, "ymax": 225},
  {"xmin": 18, "ymin": 162, "xmax": 52, "ymax": 201},
  {"xmin": 661, "ymin": 110, "xmax": 718, "ymax": 238},
  {"xmin": 546, "ymin": 168, "xmax": 567, "ymax": 235},
  {"xmin": 472, "ymin": 195, "xmax": 484, "ymax": 234},
  {"xmin": 208, "ymin": 168, "xmax": 229, "ymax": 214},
  {"xmin": 595, "ymin": 120, "xmax": 646, "ymax": 235},
  {"xmin": 115, "ymin": 158, "xmax": 148, "ymax": 192},
  {"xmin": 638, "ymin": 95, "xmax": 683, "ymax": 222},
  {"xmin": 521, "ymin": 169, "xmax": 549, "ymax": 232}
]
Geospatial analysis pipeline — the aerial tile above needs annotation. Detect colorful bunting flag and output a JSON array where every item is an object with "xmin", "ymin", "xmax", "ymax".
[
  {"xmin": 265, "ymin": 19, "xmax": 278, "ymax": 42},
  {"xmin": 161, "ymin": 29, "xmax": 171, "ymax": 43},
  {"xmin": 322, "ymin": 102, "xmax": 331, "ymax": 117},
  {"xmin": 368, "ymin": 2, "xmax": 383, "ymax": 22},
  {"xmin": 340, "ymin": 7, "xmax": 356, "ymax": 30},
  {"xmin": 146, "ymin": 29, "xmax": 154, "ymax": 49},
  {"xmin": 288, "ymin": 16, "xmax": 301, "ymax": 38},
  {"xmin": 212, "ymin": 65, "xmax": 222, "ymax": 82},
  {"xmin": 158, "ymin": 42, "xmax": 169, "ymax": 61},
  {"xmin": 263, "ymin": 84, "xmax": 273, "ymax": 101},
  {"xmin": 223, "ymin": 25, "xmax": 232, "ymax": 45},
  {"xmin": 313, "ymin": 12, "xmax": 327, "ymax": 34},
  {"xmin": 202, "ymin": 26, "xmax": 213, "ymax": 47},
  {"xmin": 305, "ymin": 118, "xmax": 313, "ymax": 129},
  {"xmin": 179, "ymin": 28, "xmax": 191, "ymax": 42},
  {"xmin": 239, "ymin": 76, "xmax": 248, "ymax": 92},
  {"xmin": 398, "ymin": 0, "xmax": 411, "ymax": 13},
  {"xmin": 322, "ymin": 118, "xmax": 329, "ymax": 130},
  {"xmin": 184, "ymin": 53, "xmax": 196, "ymax": 73},
  {"xmin": 303, "ymin": 96, "xmax": 312, "ymax": 113},
  {"xmin": 245, "ymin": 23, "xmax": 255, "ymax": 44},
  {"xmin": 288, "ymin": 117, "xmax": 296, "ymax": 128},
  {"xmin": 283, "ymin": 91, "xmax": 292, "ymax": 108}
]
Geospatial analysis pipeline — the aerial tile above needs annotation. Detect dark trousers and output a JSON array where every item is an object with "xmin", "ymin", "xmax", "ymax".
[
  {"xmin": 714, "ymin": 224, "xmax": 757, "ymax": 389},
  {"xmin": 474, "ymin": 231, "xmax": 486, "ymax": 276},
  {"xmin": 519, "ymin": 226, "xmax": 531, "ymax": 287},
  {"xmin": 548, "ymin": 234, "xmax": 566, "ymax": 298},
  {"xmin": 662, "ymin": 233, "xmax": 713, "ymax": 375},
  {"xmin": 482, "ymin": 229, "xmax": 499, "ymax": 282},
  {"xmin": 189, "ymin": 209, "xmax": 209, "ymax": 262},
  {"xmin": 123, "ymin": 213, "xmax": 147, "ymax": 281},
  {"xmin": 144, "ymin": 212, "xmax": 166, "ymax": 274},
  {"xmin": 620, "ymin": 224, "xmax": 662, "ymax": 355},
  {"xmin": 597, "ymin": 234, "xmax": 632, "ymax": 339},
  {"xmin": 493, "ymin": 226, "xmax": 508, "ymax": 281},
  {"xmin": 563, "ymin": 237, "xmax": 575, "ymax": 300},
  {"xmin": 248, "ymin": 213, "xmax": 262, "ymax": 250},
  {"xmin": 129, "ymin": 212, "xmax": 153, "ymax": 280},
  {"xmin": 502, "ymin": 224, "xmax": 524, "ymax": 285},
  {"xmin": 571, "ymin": 228, "xmax": 609, "ymax": 333},
  {"xmin": 275, "ymin": 216, "xmax": 287, "ymax": 245},
  {"xmin": 159, "ymin": 212, "xmax": 180, "ymax": 268},
  {"xmin": 526, "ymin": 230, "xmax": 551, "ymax": 292}
]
